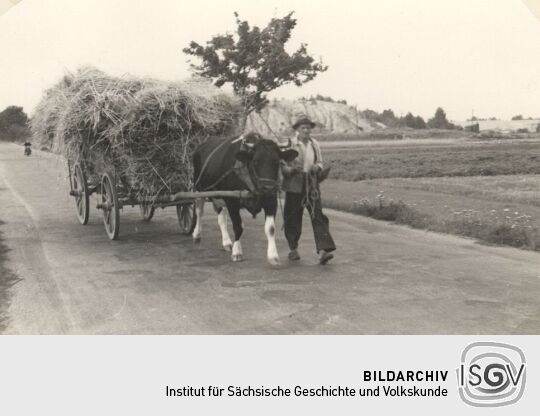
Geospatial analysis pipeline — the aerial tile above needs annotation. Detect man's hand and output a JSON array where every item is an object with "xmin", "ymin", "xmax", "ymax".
[
  {"xmin": 281, "ymin": 164, "xmax": 303, "ymax": 177},
  {"xmin": 310, "ymin": 165, "xmax": 322, "ymax": 174}
]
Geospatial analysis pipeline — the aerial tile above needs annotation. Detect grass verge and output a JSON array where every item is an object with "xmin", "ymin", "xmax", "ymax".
[
  {"xmin": 322, "ymin": 180, "xmax": 540, "ymax": 251},
  {"xmin": 0, "ymin": 220, "xmax": 20, "ymax": 332}
]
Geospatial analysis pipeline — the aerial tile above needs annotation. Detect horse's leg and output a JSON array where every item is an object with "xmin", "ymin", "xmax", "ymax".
[
  {"xmin": 214, "ymin": 200, "xmax": 232, "ymax": 251},
  {"xmin": 192, "ymin": 198, "xmax": 205, "ymax": 243},
  {"xmin": 264, "ymin": 197, "xmax": 280, "ymax": 266},
  {"xmin": 264, "ymin": 215, "xmax": 280, "ymax": 266},
  {"xmin": 226, "ymin": 200, "xmax": 243, "ymax": 262}
]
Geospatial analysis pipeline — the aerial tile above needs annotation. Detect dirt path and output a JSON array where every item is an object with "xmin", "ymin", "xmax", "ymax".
[{"xmin": 1, "ymin": 142, "xmax": 539, "ymax": 334}]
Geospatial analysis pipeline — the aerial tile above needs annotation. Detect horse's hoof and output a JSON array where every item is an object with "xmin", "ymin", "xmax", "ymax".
[
  {"xmin": 223, "ymin": 243, "xmax": 233, "ymax": 252},
  {"xmin": 268, "ymin": 257, "xmax": 280, "ymax": 267},
  {"xmin": 231, "ymin": 254, "xmax": 243, "ymax": 262},
  {"xmin": 192, "ymin": 237, "xmax": 201, "ymax": 244}
]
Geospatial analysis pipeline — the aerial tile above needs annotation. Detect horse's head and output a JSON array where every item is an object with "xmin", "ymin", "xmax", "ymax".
[{"xmin": 235, "ymin": 133, "xmax": 297, "ymax": 194}]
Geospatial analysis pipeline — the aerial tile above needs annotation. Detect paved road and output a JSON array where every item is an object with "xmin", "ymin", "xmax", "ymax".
[{"xmin": 1, "ymin": 142, "xmax": 539, "ymax": 334}]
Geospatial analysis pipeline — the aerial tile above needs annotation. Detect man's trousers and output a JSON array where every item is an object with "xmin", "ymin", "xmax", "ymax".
[{"xmin": 283, "ymin": 181, "xmax": 336, "ymax": 254}]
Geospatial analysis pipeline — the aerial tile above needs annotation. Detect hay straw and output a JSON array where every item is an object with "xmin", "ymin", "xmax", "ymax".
[{"xmin": 31, "ymin": 66, "xmax": 241, "ymax": 199}]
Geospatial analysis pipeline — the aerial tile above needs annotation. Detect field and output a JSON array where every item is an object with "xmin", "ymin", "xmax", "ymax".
[
  {"xmin": 315, "ymin": 128, "xmax": 540, "ymax": 143},
  {"xmin": 320, "ymin": 138, "xmax": 540, "ymax": 251},
  {"xmin": 324, "ymin": 139, "xmax": 540, "ymax": 180}
]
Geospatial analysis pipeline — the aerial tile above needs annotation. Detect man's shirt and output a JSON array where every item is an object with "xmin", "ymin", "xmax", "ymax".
[
  {"xmin": 289, "ymin": 134, "xmax": 323, "ymax": 172},
  {"xmin": 281, "ymin": 134, "xmax": 324, "ymax": 193}
]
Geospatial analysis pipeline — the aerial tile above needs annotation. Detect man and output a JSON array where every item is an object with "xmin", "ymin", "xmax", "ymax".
[
  {"xmin": 281, "ymin": 114, "xmax": 336, "ymax": 265},
  {"xmin": 23, "ymin": 140, "xmax": 32, "ymax": 156}
]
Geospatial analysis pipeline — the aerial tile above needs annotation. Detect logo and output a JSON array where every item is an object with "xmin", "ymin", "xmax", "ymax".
[{"xmin": 457, "ymin": 342, "xmax": 526, "ymax": 407}]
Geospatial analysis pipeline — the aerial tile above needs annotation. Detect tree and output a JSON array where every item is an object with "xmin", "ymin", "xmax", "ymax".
[
  {"xmin": 0, "ymin": 105, "xmax": 28, "ymax": 128},
  {"xmin": 183, "ymin": 12, "xmax": 328, "ymax": 126},
  {"xmin": 512, "ymin": 114, "xmax": 523, "ymax": 120},
  {"xmin": 403, "ymin": 112, "xmax": 416, "ymax": 128},
  {"xmin": 402, "ymin": 112, "xmax": 426, "ymax": 129},
  {"xmin": 0, "ymin": 106, "xmax": 30, "ymax": 142},
  {"xmin": 414, "ymin": 115, "xmax": 427, "ymax": 129},
  {"xmin": 427, "ymin": 107, "xmax": 453, "ymax": 129},
  {"xmin": 381, "ymin": 109, "xmax": 400, "ymax": 127},
  {"xmin": 360, "ymin": 109, "xmax": 380, "ymax": 121},
  {"xmin": 315, "ymin": 94, "xmax": 334, "ymax": 102}
]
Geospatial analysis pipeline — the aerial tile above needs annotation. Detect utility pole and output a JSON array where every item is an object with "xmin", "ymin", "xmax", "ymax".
[{"xmin": 354, "ymin": 104, "xmax": 360, "ymax": 137}]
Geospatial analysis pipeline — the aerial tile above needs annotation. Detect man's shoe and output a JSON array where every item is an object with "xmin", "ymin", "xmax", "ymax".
[
  {"xmin": 288, "ymin": 249, "xmax": 301, "ymax": 261},
  {"xmin": 319, "ymin": 250, "xmax": 334, "ymax": 265}
]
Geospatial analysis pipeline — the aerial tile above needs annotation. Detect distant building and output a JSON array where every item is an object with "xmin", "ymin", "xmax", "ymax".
[
  {"xmin": 464, "ymin": 123, "xmax": 480, "ymax": 133},
  {"xmin": 455, "ymin": 119, "xmax": 540, "ymax": 132}
]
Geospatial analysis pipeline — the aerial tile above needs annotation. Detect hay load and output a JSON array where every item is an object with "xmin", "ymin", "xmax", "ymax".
[
  {"xmin": 31, "ymin": 67, "xmax": 241, "ymax": 197},
  {"xmin": 31, "ymin": 74, "xmax": 74, "ymax": 152}
]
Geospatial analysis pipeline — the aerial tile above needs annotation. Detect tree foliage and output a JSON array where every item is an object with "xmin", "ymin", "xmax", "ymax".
[
  {"xmin": 427, "ymin": 107, "xmax": 456, "ymax": 129},
  {"xmin": 299, "ymin": 94, "xmax": 348, "ymax": 105},
  {"xmin": 361, "ymin": 106, "xmax": 460, "ymax": 130},
  {"xmin": 0, "ymin": 106, "xmax": 30, "ymax": 142},
  {"xmin": 183, "ymin": 12, "xmax": 328, "ymax": 120},
  {"xmin": 414, "ymin": 115, "xmax": 427, "ymax": 129},
  {"xmin": 403, "ymin": 112, "xmax": 426, "ymax": 129},
  {"xmin": 360, "ymin": 108, "xmax": 426, "ymax": 129}
]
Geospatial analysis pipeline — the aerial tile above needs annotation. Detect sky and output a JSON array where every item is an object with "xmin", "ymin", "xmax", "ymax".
[{"xmin": 1, "ymin": 0, "xmax": 540, "ymax": 121}]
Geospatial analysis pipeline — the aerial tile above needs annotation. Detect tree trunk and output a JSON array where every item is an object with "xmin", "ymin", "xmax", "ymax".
[{"xmin": 239, "ymin": 110, "xmax": 249, "ymax": 133}]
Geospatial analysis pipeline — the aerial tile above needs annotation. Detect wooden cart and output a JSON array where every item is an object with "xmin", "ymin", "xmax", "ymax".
[{"xmin": 67, "ymin": 161, "xmax": 250, "ymax": 240}]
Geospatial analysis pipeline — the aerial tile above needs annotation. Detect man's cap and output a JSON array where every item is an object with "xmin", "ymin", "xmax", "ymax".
[{"xmin": 292, "ymin": 114, "xmax": 316, "ymax": 130}]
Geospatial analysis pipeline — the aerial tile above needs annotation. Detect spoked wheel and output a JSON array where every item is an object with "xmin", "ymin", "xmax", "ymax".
[
  {"xmin": 176, "ymin": 202, "xmax": 196, "ymax": 235},
  {"xmin": 100, "ymin": 172, "xmax": 120, "ymax": 240},
  {"xmin": 72, "ymin": 163, "xmax": 89, "ymax": 225},
  {"xmin": 139, "ymin": 202, "xmax": 155, "ymax": 222}
]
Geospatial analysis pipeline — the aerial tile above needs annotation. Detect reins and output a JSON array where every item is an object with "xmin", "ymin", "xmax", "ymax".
[
  {"xmin": 280, "ymin": 171, "xmax": 330, "ymax": 236},
  {"xmin": 302, "ymin": 173, "xmax": 321, "ymax": 217},
  {"xmin": 193, "ymin": 136, "xmax": 240, "ymax": 192}
]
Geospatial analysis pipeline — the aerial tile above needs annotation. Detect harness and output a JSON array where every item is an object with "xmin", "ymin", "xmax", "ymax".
[
  {"xmin": 193, "ymin": 136, "xmax": 237, "ymax": 191},
  {"xmin": 193, "ymin": 136, "xmax": 278, "ymax": 195},
  {"xmin": 244, "ymin": 142, "xmax": 280, "ymax": 193}
]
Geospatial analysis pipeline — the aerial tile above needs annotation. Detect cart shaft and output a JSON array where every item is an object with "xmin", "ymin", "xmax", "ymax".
[{"xmin": 139, "ymin": 190, "xmax": 253, "ymax": 204}]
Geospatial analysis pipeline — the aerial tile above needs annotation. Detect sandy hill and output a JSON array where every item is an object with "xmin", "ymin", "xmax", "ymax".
[{"xmin": 245, "ymin": 99, "xmax": 381, "ymax": 137}]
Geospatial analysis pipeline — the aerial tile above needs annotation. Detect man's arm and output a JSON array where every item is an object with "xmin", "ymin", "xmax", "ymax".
[
  {"xmin": 311, "ymin": 138, "xmax": 324, "ymax": 171},
  {"xmin": 280, "ymin": 160, "xmax": 294, "ymax": 177},
  {"xmin": 281, "ymin": 138, "xmax": 303, "ymax": 176},
  {"xmin": 281, "ymin": 160, "xmax": 303, "ymax": 176}
]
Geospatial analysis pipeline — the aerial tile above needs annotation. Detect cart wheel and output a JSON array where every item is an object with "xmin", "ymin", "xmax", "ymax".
[
  {"xmin": 139, "ymin": 202, "xmax": 155, "ymax": 222},
  {"xmin": 176, "ymin": 202, "xmax": 195, "ymax": 235},
  {"xmin": 101, "ymin": 172, "xmax": 120, "ymax": 240},
  {"xmin": 72, "ymin": 163, "xmax": 89, "ymax": 225}
]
